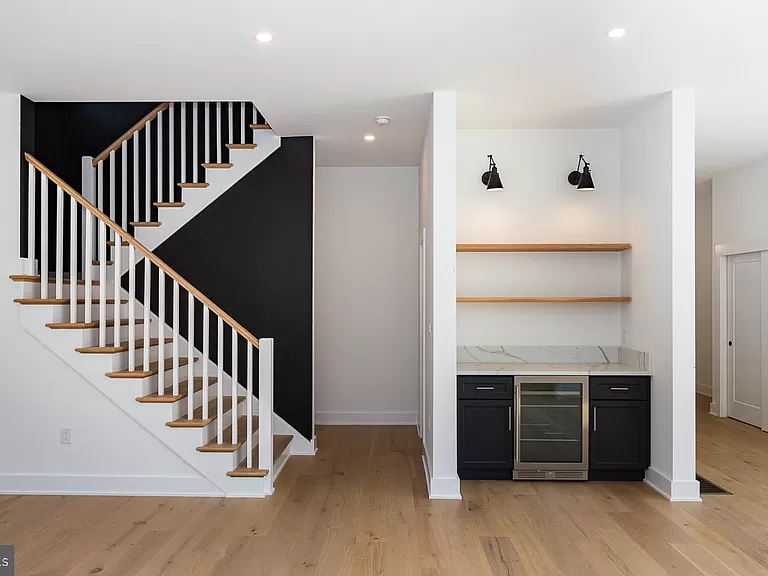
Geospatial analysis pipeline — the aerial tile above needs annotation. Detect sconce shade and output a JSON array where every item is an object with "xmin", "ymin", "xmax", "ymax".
[{"xmin": 577, "ymin": 165, "xmax": 595, "ymax": 190}]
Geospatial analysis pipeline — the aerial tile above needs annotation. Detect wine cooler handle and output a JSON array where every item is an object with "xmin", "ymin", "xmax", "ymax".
[{"xmin": 593, "ymin": 407, "xmax": 597, "ymax": 432}]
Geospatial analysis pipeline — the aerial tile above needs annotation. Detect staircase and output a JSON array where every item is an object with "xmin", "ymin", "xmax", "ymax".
[{"xmin": 10, "ymin": 104, "xmax": 298, "ymax": 498}]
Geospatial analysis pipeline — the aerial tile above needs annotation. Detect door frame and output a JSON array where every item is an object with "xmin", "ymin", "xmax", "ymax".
[
  {"xmin": 716, "ymin": 242, "xmax": 768, "ymax": 430},
  {"xmin": 418, "ymin": 227, "xmax": 426, "ymax": 439}
]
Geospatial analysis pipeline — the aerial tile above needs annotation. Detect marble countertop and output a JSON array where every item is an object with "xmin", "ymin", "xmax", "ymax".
[{"xmin": 457, "ymin": 362, "xmax": 650, "ymax": 376}]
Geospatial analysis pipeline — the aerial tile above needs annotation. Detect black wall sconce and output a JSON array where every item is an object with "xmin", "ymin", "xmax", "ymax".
[
  {"xmin": 481, "ymin": 155, "xmax": 503, "ymax": 191},
  {"xmin": 567, "ymin": 154, "xmax": 595, "ymax": 191}
]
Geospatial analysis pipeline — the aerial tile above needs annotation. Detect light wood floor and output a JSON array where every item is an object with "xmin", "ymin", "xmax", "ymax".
[{"xmin": 4, "ymin": 395, "xmax": 768, "ymax": 575}]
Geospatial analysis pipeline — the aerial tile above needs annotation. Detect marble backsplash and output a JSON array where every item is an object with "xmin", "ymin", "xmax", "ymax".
[{"xmin": 458, "ymin": 345, "xmax": 651, "ymax": 370}]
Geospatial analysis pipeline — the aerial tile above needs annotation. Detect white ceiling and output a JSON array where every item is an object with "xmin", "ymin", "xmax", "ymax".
[{"xmin": 1, "ymin": 0, "xmax": 766, "ymax": 177}]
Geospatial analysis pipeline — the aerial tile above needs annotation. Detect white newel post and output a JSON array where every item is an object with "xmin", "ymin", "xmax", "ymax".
[{"xmin": 259, "ymin": 337, "xmax": 274, "ymax": 490}]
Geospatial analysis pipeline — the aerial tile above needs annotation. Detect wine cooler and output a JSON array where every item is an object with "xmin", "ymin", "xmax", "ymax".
[{"xmin": 513, "ymin": 375, "xmax": 589, "ymax": 480}]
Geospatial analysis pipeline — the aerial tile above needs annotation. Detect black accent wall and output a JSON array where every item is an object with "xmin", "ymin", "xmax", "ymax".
[{"xmin": 151, "ymin": 137, "xmax": 314, "ymax": 439}]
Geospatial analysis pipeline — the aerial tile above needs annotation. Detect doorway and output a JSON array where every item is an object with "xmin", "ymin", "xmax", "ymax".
[{"xmin": 727, "ymin": 252, "xmax": 764, "ymax": 427}]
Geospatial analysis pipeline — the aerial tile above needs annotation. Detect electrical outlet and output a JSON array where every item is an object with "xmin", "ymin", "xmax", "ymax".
[{"xmin": 61, "ymin": 428, "xmax": 72, "ymax": 445}]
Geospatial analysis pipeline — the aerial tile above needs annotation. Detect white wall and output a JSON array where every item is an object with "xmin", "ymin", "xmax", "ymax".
[
  {"xmin": 419, "ymin": 92, "xmax": 459, "ymax": 499},
  {"xmin": 456, "ymin": 129, "xmax": 623, "ymax": 345},
  {"xmin": 696, "ymin": 180, "xmax": 713, "ymax": 396},
  {"xmin": 0, "ymin": 94, "xmax": 216, "ymax": 496},
  {"xmin": 620, "ymin": 90, "xmax": 698, "ymax": 501},
  {"xmin": 711, "ymin": 157, "xmax": 768, "ymax": 414},
  {"xmin": 314, "ymin": 167, "xmax": 419, "ymax": 424}
]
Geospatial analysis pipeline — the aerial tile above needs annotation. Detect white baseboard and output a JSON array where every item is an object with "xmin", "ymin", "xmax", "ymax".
[
  {"xmin": 289, "ymin": 434, "xmax": 317, "ymax": 455},
  {"xmin": 315, "ymin": 411, "xmax": 417, "ymax": 425},
  {"xmin": 0, "ymin": 473, "xmax": 223, "ymax": 497},
  {"xmin": 421, "ymin": 454, "xmax": 461, "ymax": 500},
  {"xmin": 696, "ymin": 381, "xmax": 712, "ymax": 397},
  {"xmin": 644, "ymin": 467, "xmax": 701, "ymax": 502}
]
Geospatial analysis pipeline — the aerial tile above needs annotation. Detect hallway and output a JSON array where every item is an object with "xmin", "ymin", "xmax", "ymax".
[{"xmin": 2, "ymin": 400, "xmax": 768, "ymax": 575}]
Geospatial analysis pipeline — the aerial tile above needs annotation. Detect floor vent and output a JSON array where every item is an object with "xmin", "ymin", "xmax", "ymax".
[{"xmin": 696, "ymin": 474, "xmax": 731, "ymax": 495}]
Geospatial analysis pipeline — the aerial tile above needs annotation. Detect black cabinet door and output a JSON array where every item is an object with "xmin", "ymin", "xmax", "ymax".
[
  {"xmin": 458, "ymin": 400, "xmax": 514, "ymax": 469},
  {"xmin": 590, "ymin": 400, "xmax": 649, "ymax": 470}
]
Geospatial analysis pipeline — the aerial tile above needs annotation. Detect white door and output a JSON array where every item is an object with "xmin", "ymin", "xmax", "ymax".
[{"xmin": 727, "ymin": 252, "xmax": 763, "ymax": 427}]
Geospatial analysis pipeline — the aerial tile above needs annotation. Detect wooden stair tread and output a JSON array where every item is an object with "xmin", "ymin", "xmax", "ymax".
[
  {"xmin": 107, "ymin": 240, "xmax": 129, "ymax": 247},
  {"xmin": 106, "ymin": 356, "xmax": 196, "ymax": 379},
  {"xmin": 136, "ymin": 377, "xmax": 217, "ymax": 403},
  {"xmin": 9, "ymin": 275, "xmax": 100, "ymax": 286},
  {"xmin": 154, "ymin": 202, "xmax": 185, "ymax": 208},
  {"xmin": 249, "ymin": 124, "xmax": 272, "ymax": 130},
  {"xmin": 15, "ymin": 298, "xmax": 127, "ymax": 305},
  {"xmin": 178, "ymin": 183, "xmax": 209, "ymax": 189},
  {"xmin": 227, "ymin": 435, "xmax": 291, "ymax": 477},
  {"xmin": 131, "ymin": 221, "xmax": 162, "ymax": 227},
  {"xmin": 76, "ymin": 337, "xmax": 173, "ymax": 354},
  {"xmin": 197, "ymin": 416, "xmax": 260, "ymax": 452},
  {"xmin": 226, "ymin": 144, "xmax": 258, "ymax": 150},
  {"xmin": 46, "ymin": 319, "xmax": 145, "ymax": 329},
  {"xmin": 166, "ymin": 396, "xmax": 245, "ymax": 428},
  {"xmin": 91, "ymin": 260, "xmax": 114, "ymax": 266},
  {"xmin": 201, "ymin": 163, "xmax": 232, "ymax": 169}
]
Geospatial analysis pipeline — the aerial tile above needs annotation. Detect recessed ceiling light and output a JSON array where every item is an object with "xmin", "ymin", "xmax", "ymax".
[
  {"xmin": 364, "ymin": 134, "xmax": 375, "ymax": 142},
  {"xmin": 254, "ymin": 31, "xmax": 274, "ymax": 43},
  {"xmin": 606, "ymin": 28, "xmax": 626, "ymax": 39}
]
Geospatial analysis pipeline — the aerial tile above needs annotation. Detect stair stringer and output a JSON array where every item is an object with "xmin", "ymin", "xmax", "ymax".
[
  {"xmin": 125, "ymin": 130, "xmax": 281, "ymax": 274},
  {"xmin": 16, "ymin": 303, "xmax": 269, "ymax": 498}
]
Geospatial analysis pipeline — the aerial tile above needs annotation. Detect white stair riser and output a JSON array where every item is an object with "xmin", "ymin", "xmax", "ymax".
[
  {"xmin": 19, "ymin": 283, "xmax": 105, "ymax": 300},
  {"xmin": 169, "ymin": 382, "xmax": 222, "ymax": 420},
  {"xmin": 79, "ymin": 323, "xmax": 151, "ymax": 347},
  {"xmin": 37, "ymin": 303, "xmax": 129, "ymax": 323},
  {"xmin": 233, "ymin": 427, "xmax": 261, "ymax": 466}
]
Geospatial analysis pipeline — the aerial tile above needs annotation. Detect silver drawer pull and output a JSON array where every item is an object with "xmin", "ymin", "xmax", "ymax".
[
  {"xmin": 476, "ymin": 386, "xmax": 495, "ymax": 390},
  {"xmin": 610, "ymin": 387, "xmax": 629, "ymax": 391}
]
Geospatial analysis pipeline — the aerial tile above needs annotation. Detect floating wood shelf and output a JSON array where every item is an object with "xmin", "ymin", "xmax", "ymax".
[
  {"xmin": 456, "ymin": 243, "xmax": 632, "ymax": 253},
  {"xmin": 457, "ymin": 296, "xmax": 631, "ymax": 303}
]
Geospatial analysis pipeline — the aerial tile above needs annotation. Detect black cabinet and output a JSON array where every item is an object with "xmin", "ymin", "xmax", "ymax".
[
  {"xmin": 458, "ymin": 377, "xmax": 515, "ymax": 480},
  {"xmin": 589, "ymin": 377, "xmax": 650, "ymax": 481}
]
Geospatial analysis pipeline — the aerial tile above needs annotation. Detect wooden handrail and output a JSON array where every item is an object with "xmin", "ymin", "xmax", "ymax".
[
  {"xmin": 26, "ymin": 153, "xmax": 259, "ymax": 349},
  {"xmin": 92, "ymin": 103, "xmax": 169, "ymax": 166}
]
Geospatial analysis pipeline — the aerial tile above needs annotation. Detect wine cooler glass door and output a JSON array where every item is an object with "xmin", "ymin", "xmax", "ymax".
[{"xmin": 515, "ymin": 377, "xmax": 588, "ymax": 470}]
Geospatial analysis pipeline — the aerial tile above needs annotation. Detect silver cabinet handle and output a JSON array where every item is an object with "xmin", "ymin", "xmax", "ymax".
[
  {"xmin": 508, "ymin": 406, "xmax": 512, "ymax": 431},
  {"xmin": 594, "ymin": 407, "xmax": 597, "ymax": 432},
  {"xmin": 610, "ymin": 387, "xmax": 629, "ymax": 391},
  {"xmin": 476, "ymin": 386, "xmax": 494, "ymax": 390}
]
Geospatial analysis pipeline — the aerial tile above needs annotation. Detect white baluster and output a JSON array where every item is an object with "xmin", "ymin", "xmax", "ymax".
[
  {"xmin": 113, "ymin": 228, "xmax": 121, "ymax": 346},
  {"xmin": 143, "ymin": 257, "xmax": 151, "ymax": 372},
  {"xmin": 132, "ymin": 133, "xmax": 139, "ymax": 224},
  {"xmin": 204, "ymin": 102, "xmax": 210, "ymax": 164},
  {"xmin": 216, "ymin": 102, "xmax": 222, "ymax": 164},
  {"xmin": 187, "ymin": 292, "xmax": 195, "ymax": 420},
  {"xmin": 192, "ymin": 102, "xmax": 198, "ymax": 184},
  {"xmin": 128, "ymin": 246, "xmax": 136, "ymax": 367},
  {"xmin": 228, "ymin": 102, "xmax": 233, "ymax": 145},
  {"xmin": 69, "ymin": 197, "xmax": 77, "ymax": 323},
  {"xmin": 259, "ymin": 338, "xmax": 274, "ymax": 481},
  {"xmin": 109, "ymin": 150, "xmax": 115, "ymax": 240},
  {"xmin": 97, "ymin": 161, "xmax": 104, "ymax": 213},
  {"xmin": 121, "ymin": 141, "xmax": 128, "ymax": 232},
  {"xmin": 202, "ymin": 305, "xmax": 209, "ymax": 419},
  {"xmin": 157, "ymin": 109, "xmax": 164, "ymax": 203},
  {"xmin": 173, "ymin": 280, "xmax": 180, "ymax": 395},
  {"xmin": 169, "ymin": 103, "xmax": 175, "ymax": 202},
  {"xmin": 231, "ymin": 332, "xmax": 238, "ymax": 445},
  {"xmin": 217, "ymin": 316, "xmax": 223, "ymax": 444},
  {"xmin": 84, "ymin": 211, "xmax": 92, "ymax": 323},
  {"xmin": 158, "ymin": 270, "xmax": 165, "ymax": 395},
  {"xmin": 98, "ymin": 221, "xmax": 107, "ymax": 347},
  {"xmin": 247, "ymin": 341, "xmax": 253, "ymax": 467},
  {"xmin": 27, "ymin": 164, "xmax": 35, "ymax": 276},
  {"xmin": 180, "ymin": 102, "xmax": 187, "ymax": 185},
  {"xmin": 145, "ymin": 121, "xmax": 151, "ymax": 221},
  {"xmin": 241, "ymin": 102, "xmax": 246, "ymax": 144},
  {"xmin": 55, "ymin": 186, "xmax": 63, "ymax": 299},
  {"xmin": 40, "ymin": 175, "xmax": 48, "ymax": 299}
]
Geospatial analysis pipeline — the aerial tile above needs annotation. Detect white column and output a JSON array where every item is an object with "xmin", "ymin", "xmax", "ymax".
[
  {"xmin": 55, "ymin": 186, "xmax": 63, "ymax": 299},
  {"xmin": 157, "ymin": 109, "xmax": 164, "ymax": 203},
  {"xmin": 204, "ymin": 102, "xmax": 210, "ymax": 164},
  {"xmin": 69, "ymin": 197, "xmax": 77, "ymax": 323},
  {"xmin": 113, "ymin": 226, "xmax": 121, "ymax": 346},
  {"xmin": 217, "ymin": 316, "xmax": 224, "ymax": 443},
  {"xmin": 84, "ymin": 211, "xmax": 92, "ymax": 323},
  {"xmin": 187, "ymin": 291, "xmax": 195, "ymax": 419},
  {"xmin": 180, "ymin": 102, "xmax": 187, "ymax": 184},
  {"xmin": 98, "ymin": 220, "xmax": 107, "ymax": 347},
  {"xmin": 157, "ymin": 270, "xmax": 165, "ymax": 395},
  {"xmin": 216, "ymin": 102, "xmax": 222, "ymax": 164},
  {"xmin": 132, "ymin": 133, "xmax": 139, "ymax": 224},
  {"xmin": 128, "ymin": 246, "xmax": 136, "ymax": 366},
  {"xmin": 145, "ymin": 121, "xmax": 151, "ymax": 221},
  {"xmin": 192, "ymin": 102, "xmax": 198, "ymax": 183},
  {"xmin": 143, "ymin": 257, "xmax": 151, "ymax": 371},
  {"xmin": 109, "ymin": 150, "xmax": 115, "ymax": 239},
  {"xmin": 202, "ymin": 305, "xmax": 209, "ymax": 419},
  {"xmin": 40, "ymin": 175, "xmax": 48, "ymax": 299},
  {"xmin": 121, "ymin": 142, "xmax": 128, "ymax": 231},
  {"xmin": 173, "ymin": 280, "xmax": 180, "ymax": 395},
  {"xmin": 27, "ymin": 164, "xmax": 36, "ymax": 276},
  {"xmin": 169, "ymin": 103, "xmax": 175, "ymax": 202},
  {"xmin": 231, "ymin": 331, "xmax": 238, "ymax": 444}
]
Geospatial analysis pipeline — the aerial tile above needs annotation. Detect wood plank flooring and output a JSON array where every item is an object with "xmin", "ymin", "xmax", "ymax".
[{"xmin": 3, "ymin": 394, "xmax": 768, "ymax": 575}]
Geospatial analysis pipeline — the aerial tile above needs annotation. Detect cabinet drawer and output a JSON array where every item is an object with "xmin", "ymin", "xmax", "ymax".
[
  {"xmin": 458, "ymin": 376, "xmax": 515, "ymax": 399},
  {"xmin": 590, "ymin": 376, "xmax": 650, "ymax": 401}
]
